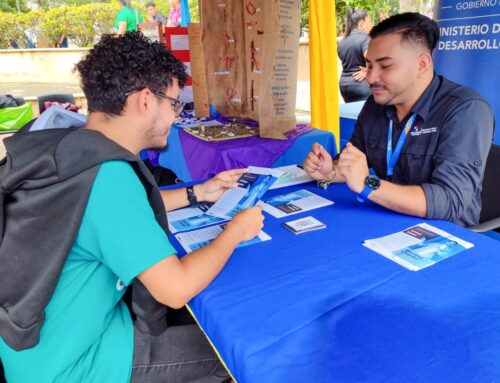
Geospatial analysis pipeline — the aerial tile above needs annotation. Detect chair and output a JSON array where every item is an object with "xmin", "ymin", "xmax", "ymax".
[
  {"xmin": 469, "ymin": 144, "xmax": 500, "ymax": 233},
  {"xmin": 37, "ymin": 93, "xmax": 76, "ymax": 114}
]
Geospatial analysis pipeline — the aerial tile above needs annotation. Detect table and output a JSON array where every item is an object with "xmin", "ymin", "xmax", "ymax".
[
  {"xmin": 168, "ymin": 182, "xmax": 500, "ymax": 383},
  {"xmin": 156, "ymin": 124, "xmax": 336, "ymax": 182}
]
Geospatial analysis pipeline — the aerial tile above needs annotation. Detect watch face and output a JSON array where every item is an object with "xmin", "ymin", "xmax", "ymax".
[{"xmin": 366, "ymin": 175, "xmax": 381, "ymax": 190}]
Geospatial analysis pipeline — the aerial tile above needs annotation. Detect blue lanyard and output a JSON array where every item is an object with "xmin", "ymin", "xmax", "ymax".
[{"xmin": 386, "ymin": 113, "xmax": 417, "ymax": 177}]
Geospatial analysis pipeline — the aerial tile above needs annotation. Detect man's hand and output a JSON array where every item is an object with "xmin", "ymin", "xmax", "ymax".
[
  {"xmin": 337, "ymin": 143, "xmax": 369, "ymax": 193},
  {"xmin": 303, "ymin": 142, "xmax": 334, "ymax": 181},
  {"xmin": 352, "ymin": 66, "xmax": 367, "ymax": 82},
  {"xmin": 196, "ymin": 168, "xmax": 247, "ymax": 202},
  {"xmin": 226, "ymin": 206, "xmax": 265, "ymax": 242}
]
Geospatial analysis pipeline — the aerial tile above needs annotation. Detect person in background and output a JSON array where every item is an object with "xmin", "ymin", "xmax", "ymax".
[
  {"xmin": 146, "ymin": 1, "xmax": 168, "ymax": 25},
  {"xmin": 56, "ymin": 33, "xmax": 68, "ymax": 48},
  {"xmin": 167, "ymin": 0, "xmax": 181, "ymax": 27},
  {"xmin": 304, "ymin": 13, "xmax": 494, "ymax": 227},
  {"xmin": 337, "ymin": 9, "xmax": 373, "ymax": 102},
  {"xmin": 115, "ymin": 0, "xmax": 143, "ymax": 34}
]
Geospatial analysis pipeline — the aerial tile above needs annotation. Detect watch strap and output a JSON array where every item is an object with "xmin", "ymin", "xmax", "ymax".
[
  {"xmin": 186, "ymin": 185, "xmax": 198, "ymax": 206},
  {"xmin": 357, "ymin": 185, "xmax": 373, "ymax": 203}
]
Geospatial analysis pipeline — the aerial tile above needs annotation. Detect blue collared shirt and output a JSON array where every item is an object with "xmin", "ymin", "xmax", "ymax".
[{"xmin": 349, "ymin": 74, "xmax": 494, "ymax": 226}]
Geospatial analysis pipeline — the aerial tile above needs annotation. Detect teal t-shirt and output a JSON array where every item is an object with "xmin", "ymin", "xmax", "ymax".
[
  {"xmin": 0, "ymin": 161, "xmax": 176, "ymax": 382},
  {"xmin": 114, "ymin": 7, "xmax": 143, "ymax": 32}
]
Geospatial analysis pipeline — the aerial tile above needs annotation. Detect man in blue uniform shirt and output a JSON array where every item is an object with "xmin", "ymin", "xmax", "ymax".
[{"xmin": 304, "ymin": 12, "xmax": 494, "ymax": 226}]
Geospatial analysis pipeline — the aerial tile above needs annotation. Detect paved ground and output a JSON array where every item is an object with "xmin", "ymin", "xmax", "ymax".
[{"xmin": 0, "ymin": 82, "xmax": 82, "ymax": 98}]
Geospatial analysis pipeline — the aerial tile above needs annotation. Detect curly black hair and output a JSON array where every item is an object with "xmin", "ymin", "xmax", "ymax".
[
  {"xmin": 76, "ymin": 32, "xmax": 188, "ymax": 115},
  {"xmin": 370, "ymin": 12, "xmax": 440, "ymax": 54}
]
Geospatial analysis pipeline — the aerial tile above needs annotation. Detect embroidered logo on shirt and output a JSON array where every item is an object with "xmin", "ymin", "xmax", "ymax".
[
  {"xmin": 410, "ymin": 126, "xmax": 437, "ymax": 136},
  {"xmin": 116, "ymin": 279, "xmax": 126, "ymax": 291}
]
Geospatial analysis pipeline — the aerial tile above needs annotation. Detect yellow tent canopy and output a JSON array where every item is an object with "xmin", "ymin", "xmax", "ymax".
[{"xmin": 309, "ymin": 0, "xmax": 340, "ymax": 150}]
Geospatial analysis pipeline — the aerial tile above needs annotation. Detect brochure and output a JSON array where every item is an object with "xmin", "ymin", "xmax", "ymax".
[
  {"xmin": 175, "ymin": 224, "xmax": 271, "ymax": 253},
  {"xmin": 268, "ymin": 165, "xmax": 314, "ymax": 189},
  {"xmin": 260, "ymin": 189, "xmax": 334, "ymax": 218},
  {"xmin": 167, "ymin": 202, "xmax": 227, "ymax": 234},
  {"xmin": 206, "ymin": 171, "xmax": 278, "ymax": 220},
  {"xmin": 282, "ymin": 216, "xmax": 326, "ymax": 235},
  {"xmin": 363, "ymin": 223, "xmax": 474, "ymax": 271}
]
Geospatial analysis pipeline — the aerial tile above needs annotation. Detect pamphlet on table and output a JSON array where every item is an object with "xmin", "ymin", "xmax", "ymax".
[
  {"xmin": 206, "ymin": 169, "xmax": 279, "ymax": 220},
  {"xmin": 260, "ymin": 189, "xmax": 334, "ymax": 218},
  {"xmin": 363, "ymin": 223, "xmax": 474, "ymax": 271},
  {"xmin": 175, "ymin": 224, "xmax": 271, "ymax": 253}
]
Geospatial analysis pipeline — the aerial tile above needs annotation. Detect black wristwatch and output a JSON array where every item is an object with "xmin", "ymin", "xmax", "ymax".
[
  {"xmin": 186, "ymin": 185, "xmax": 198, "ymax": 206},
  {"xmin": 357, "ymin": 175, "xmax": 381, "ymax": 202}
]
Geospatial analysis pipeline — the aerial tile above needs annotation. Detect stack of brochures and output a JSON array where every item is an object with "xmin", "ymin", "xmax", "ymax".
[
  {"xmin": 363, "ymin": 223, "xmax": 474, "ymax": 271},
  {"xmin": 282, "ymin": 216, "xmax": 326, "ymax": 235}
]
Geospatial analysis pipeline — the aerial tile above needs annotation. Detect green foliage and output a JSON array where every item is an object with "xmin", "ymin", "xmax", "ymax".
[
  {"xmin": 300, "ymin": 0, "xmax": 399, "ymax": 35},
  {"xmin": 300, "ymin": 0, "xmax": 309, "ymax": 29},
  {"xmin": 0, "ymin": 0, "xmax": 407, "ymax": 49},
  {"xmin": 335, "ymin": 0, "xmax": 399, "ymax": 34},
  {"xmin": 0, "ymin": 12, "xmax": 16, "ymax": 47},
  {"xmin": 0, "ymin": 0, "xmax": 29, "ymax": 12}
]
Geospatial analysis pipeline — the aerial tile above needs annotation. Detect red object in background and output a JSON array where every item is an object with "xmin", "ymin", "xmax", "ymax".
[{"xmin": 164, "ymin": 27, "xmax": 192, "ymax": 88}]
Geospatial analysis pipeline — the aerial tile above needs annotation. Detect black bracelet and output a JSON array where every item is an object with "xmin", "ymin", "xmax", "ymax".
[{"xmin": 186, "ymin": 185, "xmax": 198, "ymax": 206}]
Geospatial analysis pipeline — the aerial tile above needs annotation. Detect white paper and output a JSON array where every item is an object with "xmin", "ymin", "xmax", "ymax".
[
  {"xmin": 363, "ymin": 223, "xmax": 474, "ymax": 271},
  {"xmin": 175, "ymin": 224, "xmax": 271, "ymax": 253},
  {"xmin": 247, "ymin": 166, "xmax": 285, "ymax": 177},
  {"xmin": 268, "ymin": 165, "xmax": 314, "ymax": 189},
  {"xmin": 260, "ymin": 189, "xmax": 334, "ymax": 218}
]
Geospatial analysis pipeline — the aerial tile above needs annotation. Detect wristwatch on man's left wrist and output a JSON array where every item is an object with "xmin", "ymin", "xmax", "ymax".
[
  {"xmin": 357, "ymin": 175, "xmax": 381, "ymax": 202},
  {"xmin": 186, "ymin": 185, "xmax": 199, "ymax": 206}
]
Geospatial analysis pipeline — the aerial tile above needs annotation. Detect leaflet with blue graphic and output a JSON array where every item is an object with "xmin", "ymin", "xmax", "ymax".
[
  {"xmin": 260, "ymin": 189, "xmax": 334, "ymax": 218},
  {"xmin": 167, "ymin": 202, "xmax": 226, "ymax": 234},
  {"xmin": 363, "ymin": 223, "xmax": 474, "ymax": 271},
  {"xmin": 175, "ymin": 224, "xmax": 271, "ymax": 253},
  {"xmin": 206, "ymin": 170, "xmax": 279, "ymax": 220}
]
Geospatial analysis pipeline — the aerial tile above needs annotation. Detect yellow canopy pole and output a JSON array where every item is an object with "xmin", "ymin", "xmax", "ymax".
[{"xmin": 309, "ymin": 0, "xmax": 340, "ymax": 151}]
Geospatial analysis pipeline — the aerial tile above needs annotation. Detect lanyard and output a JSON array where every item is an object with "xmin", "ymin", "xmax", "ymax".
[{"xmin": 386, "ymin": 113, "xmax": 417, "ymax": 177}]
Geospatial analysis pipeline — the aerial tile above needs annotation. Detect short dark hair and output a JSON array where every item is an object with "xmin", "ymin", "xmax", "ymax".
[
  {"xmin": 76, "ymin": 32, "xmax": 188, "ymax": 115},
  {"xmin": 145, "ymin": 2, "xmax": 156, "ymax": 8},
  {"xmin": 369, "ymin": 12, "xmax": 440, "ymax": 53}
]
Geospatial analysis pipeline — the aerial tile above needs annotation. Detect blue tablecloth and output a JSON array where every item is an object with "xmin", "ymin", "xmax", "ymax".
[
  {"xmin": 339, "ymin": 101, "xmax": 365, "ymax": 149},
  {"xmin": 156, "ymin": 125, "xmax": 336, "ymax": 182},
  {"xmin": 169, "ymin": 182, "xmax": 500, "ymax": 383}
]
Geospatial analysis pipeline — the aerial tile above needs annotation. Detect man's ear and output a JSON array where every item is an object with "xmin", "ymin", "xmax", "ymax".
[
  {"xmin": 136, "ymin": 88, "xmax": 154, "ymax": 114},
  {"xmin": 417, "ymin": 52, "xmax": 433, "ymax": 77}
]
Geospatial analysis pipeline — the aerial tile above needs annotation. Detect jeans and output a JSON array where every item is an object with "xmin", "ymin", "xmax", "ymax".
[{"xmin": 131, "ymin": 324, "xmax": 230, "ymax": 383}]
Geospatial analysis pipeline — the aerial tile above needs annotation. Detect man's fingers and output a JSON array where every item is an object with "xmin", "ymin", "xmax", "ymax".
[{"xmin": 312, "ymin": 142, "xmax": 323, "ymax": 156}]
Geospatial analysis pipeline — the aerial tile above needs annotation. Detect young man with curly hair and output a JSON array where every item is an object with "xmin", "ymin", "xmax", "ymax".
[{"xmin": 0, "ymin": 32, "xmax": 263, "ymax": 382}]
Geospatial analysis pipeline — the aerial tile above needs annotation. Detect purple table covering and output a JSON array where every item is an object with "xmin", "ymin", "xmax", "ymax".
[{"xmin": 179, "ymin": 124, "xmax": 312, "ymax": 180}]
